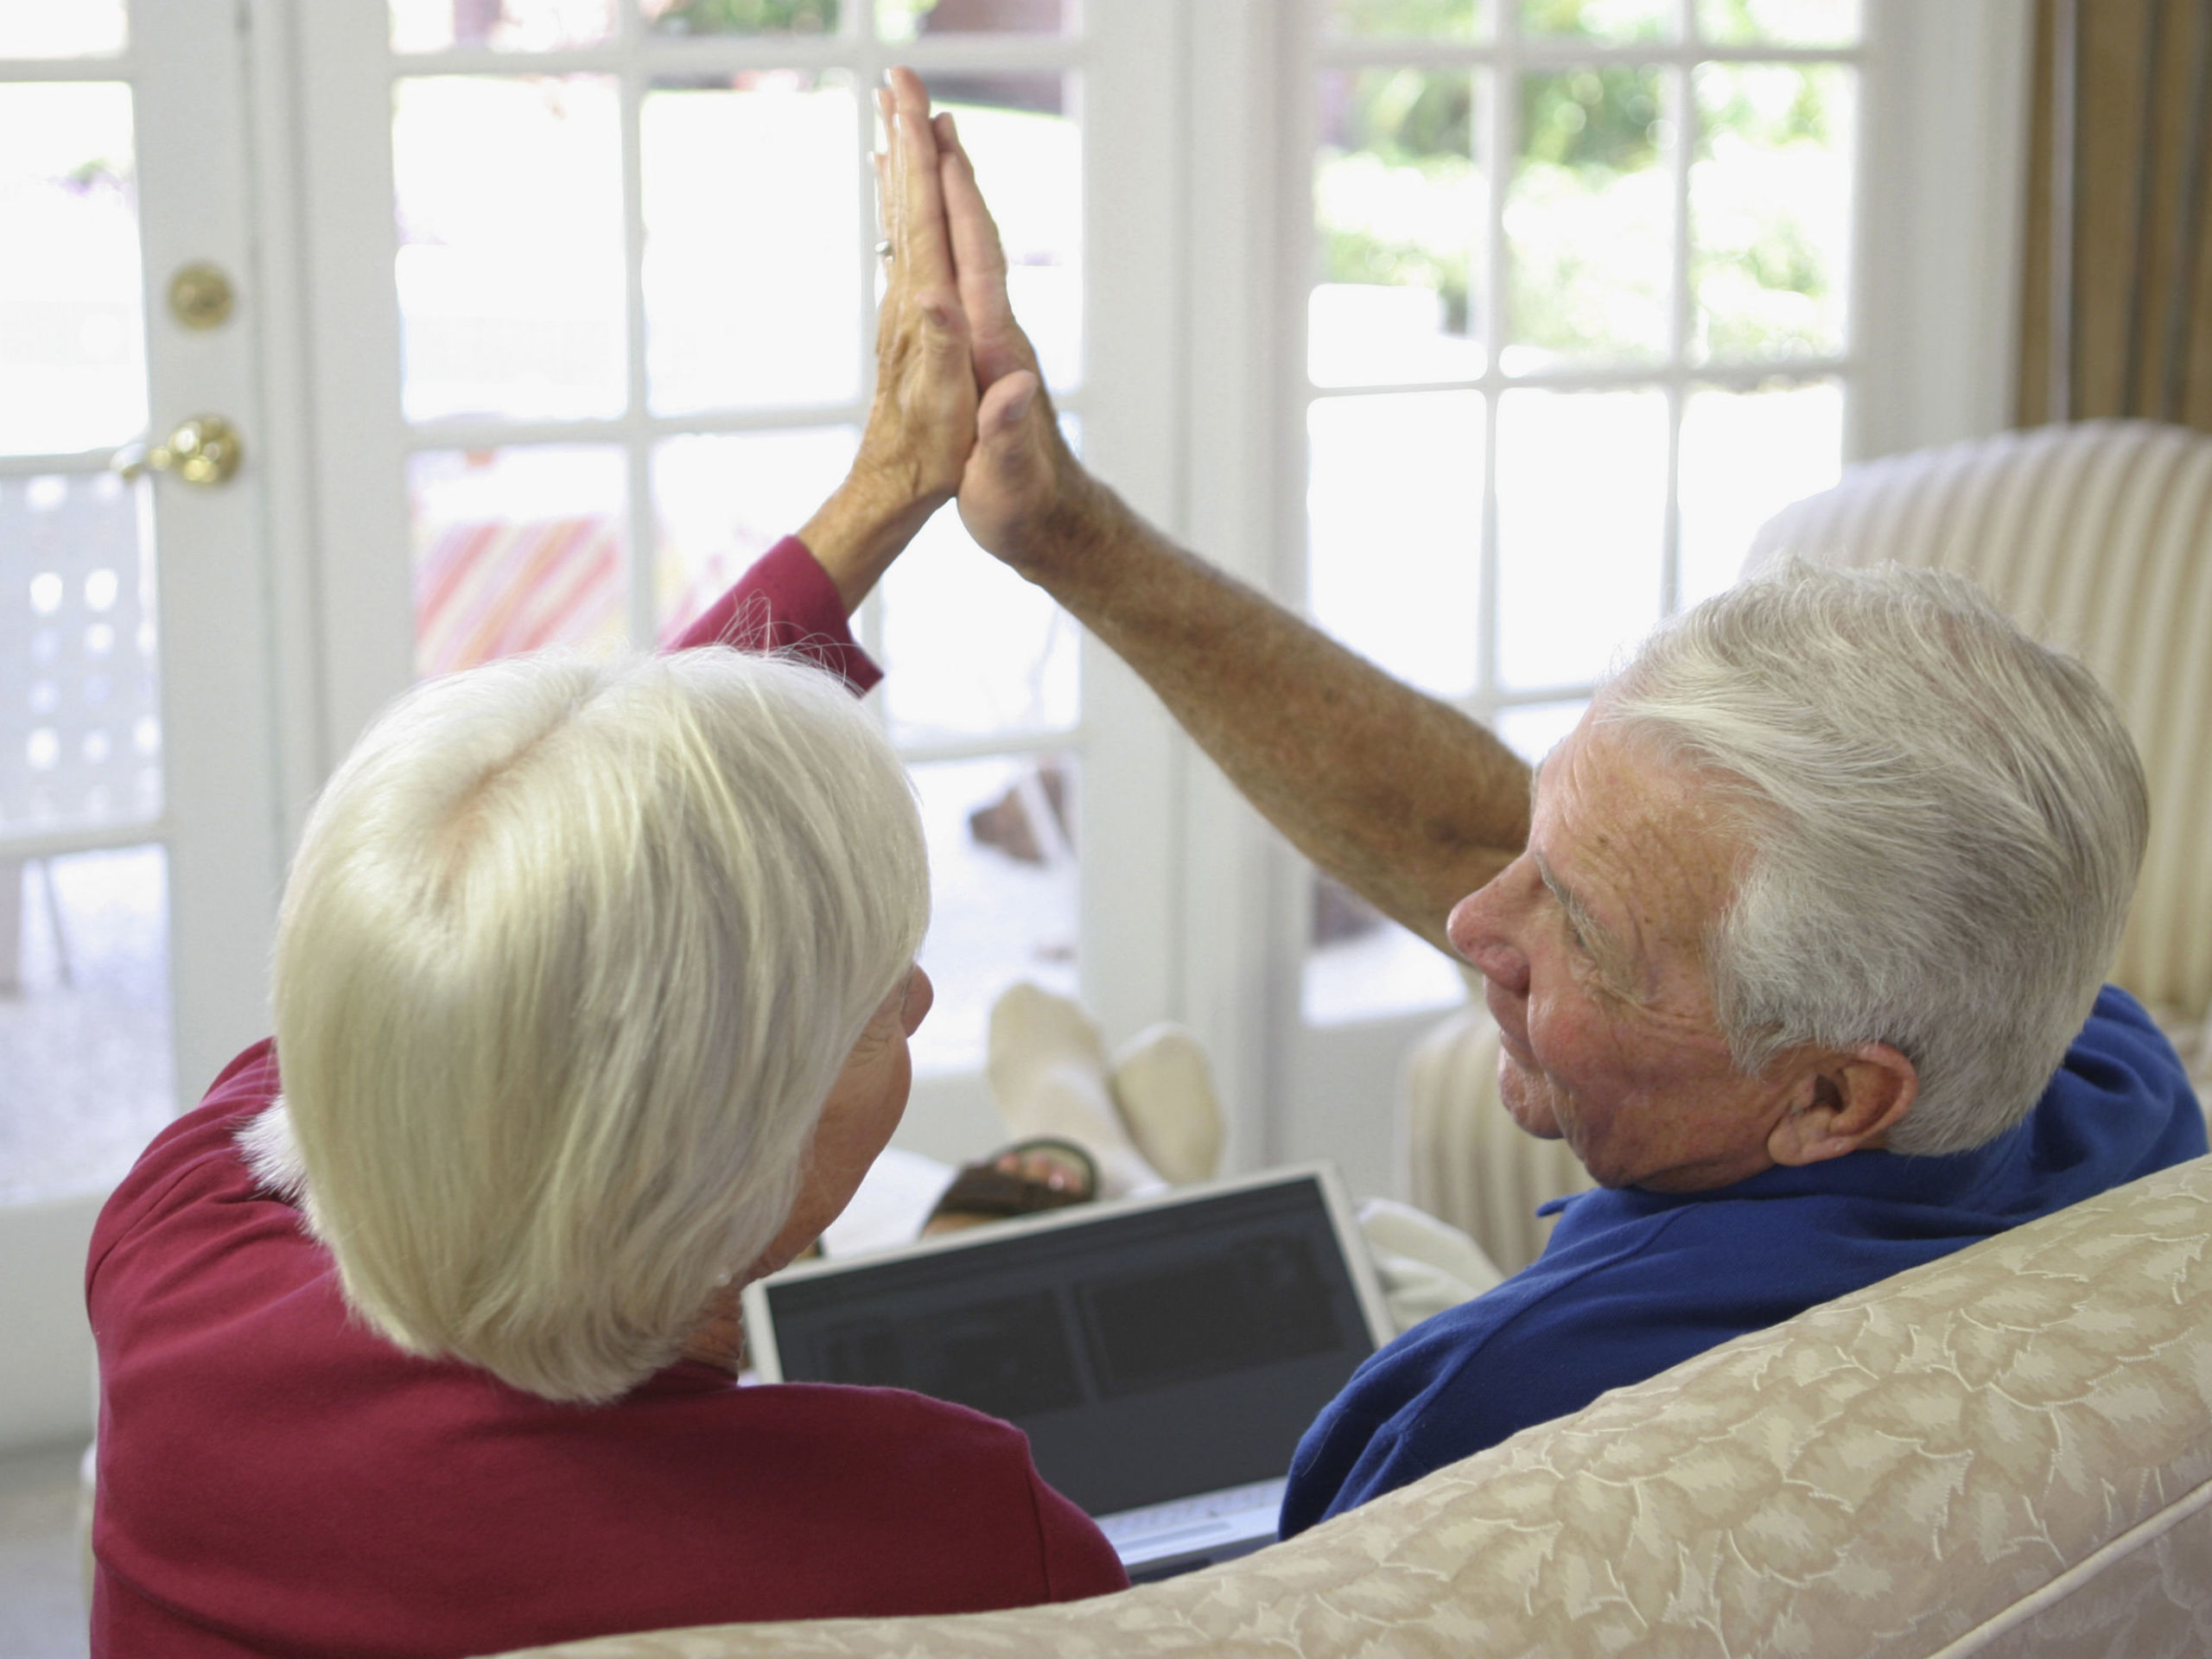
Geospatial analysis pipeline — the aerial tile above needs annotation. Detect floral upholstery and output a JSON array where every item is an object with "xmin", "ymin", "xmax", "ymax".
[{"xmin": 493, "ymin": 1154, "xmax": 2212, "ymax": 1659}]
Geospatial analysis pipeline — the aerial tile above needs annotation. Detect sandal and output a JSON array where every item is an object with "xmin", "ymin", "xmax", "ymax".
[{"xmin": 924, "ymin": 1136, "xmax": 1098, "ymax": 1231}]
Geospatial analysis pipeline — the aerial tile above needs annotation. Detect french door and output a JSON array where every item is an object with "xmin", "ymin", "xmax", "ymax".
[{"xmin": 0, "ymin": 0, "xmax": 283, "ymax": 1440}]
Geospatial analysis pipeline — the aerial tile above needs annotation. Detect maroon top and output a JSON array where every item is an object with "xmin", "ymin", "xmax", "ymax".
[{"xmin": 86, "ymin": 541, "xmax": 1126, "ymax": 1659}]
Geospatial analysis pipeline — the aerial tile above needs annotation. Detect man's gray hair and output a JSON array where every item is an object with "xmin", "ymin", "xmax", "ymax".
[
  {"xmin": 1600, "ymin": 560, "xmax": 2146, "ymax": 1156},
  {"xmin": 269, "ymin": 646, "xmax": 927, "ymax": 1403}
]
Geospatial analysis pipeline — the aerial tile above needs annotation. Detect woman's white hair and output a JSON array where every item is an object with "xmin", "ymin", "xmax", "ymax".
[
  {"xmin": 1599, "ymin": 560, "xmax": 2146, "ymax": 1157},
  {"xmin": 261, "ymin": 646, "xmax": 926, "ymax": 1403}
]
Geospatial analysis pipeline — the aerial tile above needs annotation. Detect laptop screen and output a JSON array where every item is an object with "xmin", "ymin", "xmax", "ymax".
[{"xmin": 757, "ymin": 1173, "xmax": 1381, "ymax": 1518}]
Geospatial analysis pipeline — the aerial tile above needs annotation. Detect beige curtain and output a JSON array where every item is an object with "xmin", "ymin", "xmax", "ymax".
[{"xmin": 2018, "ymin": 0, "xmax": 2212, "ymax": 429}]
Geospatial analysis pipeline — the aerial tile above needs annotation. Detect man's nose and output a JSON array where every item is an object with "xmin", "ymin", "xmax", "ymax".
[{"xmin": 1446, "ymin": 879, "xmax": 1529, "ymax": 996}]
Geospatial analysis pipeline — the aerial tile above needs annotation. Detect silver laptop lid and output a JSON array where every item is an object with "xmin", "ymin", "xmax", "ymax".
[{"xmin": 742, "ymin": 1164, "xmax": 1391, "ymax": 1522}]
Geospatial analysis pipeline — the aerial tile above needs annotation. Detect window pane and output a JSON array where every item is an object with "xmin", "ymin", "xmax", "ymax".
[
  {"xmin": 1307, "ymin": 391, "xmax": 1482, "ymax": 698},
  {"xmin": 1691, "ymin": 64, "xmax": 1853, "ymax": 365},
  {"xmin": 654, "ymin": 427, "xmax": 858, "ymax": 641},
  {"xmin": 881, "ymin": 507, "xmax": 1078, "ymax": 743},
  {"xmin": 645, "ymin": 0, "xmax": 839, "ymax": 35},
  {"xmin": 390, "ymin": 0, "xmax": 615, "ymax": 51},
  {"xmin": 1322, "ymin": 0, "xmax": 1484, "ymax": 40},
  {"xmin": 1494, "ymin": 697, "xmax": 1586, "ymax": 763},
  {"xmin": 931, "ymin": 73, "xmax": 1082, "ymax": 392},
  {"xmin": 393, "ymin": 76, "xmax": 626, "ymax": 423},
  {"xmin": 878, "ymin": 0, "xmax": 1065, "ymax": 41},
  {"xmin": 910, "ymin": 753, "xmax": 1079, "ymax": 1073},
  {"xmin": 2, "ymin": 471, "xmax": 160, "ymax": 836},
  {"xmin": 411, "ymin": 446, "xmax": 629, "ymax": 677},
  {"xmin": 1303, "ymin": 875, "xmax": 1463, "ymax": 1026},
  {"xmin": 644, "ymin": 73, "xmax": 861, "ymax": 416},
  {"xmin": 0, "ymin": 844, "xmax": 173, "ymax": 1204},
  {"xmin": 0, "ymin": 1, "xmax": 127, "ymax": 57},
  {"xmin": 1506, "ymin": 68, "xmax": 1669, "ymax": 369},
  {"xmin": 1696, "ymin": 0, "xmax": 1859, "ymax": 47},
  {"xmin": 1520, "ymin": 0, "xmax": 1669, "ymax": 42},
  {"xmin": 0, "ymin": 83, "xmax": 144, "ymax": 455},
  {"xmin": 1495, "ymin": 387, "xmax": 1667, "ymax": 690},
  {"xmin": 1677, "ymin": 378, "xmax": 1840, "ymax": 605},
  {"xmin": 1313, "ymin": 69, "xmax": 1485, "ymax": 388}
]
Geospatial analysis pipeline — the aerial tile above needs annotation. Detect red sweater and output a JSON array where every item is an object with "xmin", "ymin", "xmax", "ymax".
[{"xmin": 86, "ymin": 541, "xmax": 1127, "ymax": 1657}]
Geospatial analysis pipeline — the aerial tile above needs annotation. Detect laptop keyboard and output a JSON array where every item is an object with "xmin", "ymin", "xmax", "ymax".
[{"xmin": 1093, "ymin": 1477, "xmax": 1287, "ymax": 1559}]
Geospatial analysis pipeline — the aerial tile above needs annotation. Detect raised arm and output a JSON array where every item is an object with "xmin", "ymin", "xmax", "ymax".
[{"xmin": 934, "ymin": 118, "xmax": 1529, "ymax": 950}]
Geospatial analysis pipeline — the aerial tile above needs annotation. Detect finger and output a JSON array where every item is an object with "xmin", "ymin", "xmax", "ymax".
[
  {"xmin": 938, "ymin": 121, "xmax": 1036, "ymax": 382},
  {"xmin": 886, "ymin": 67, "xmax": 956, "ymax": 293}
]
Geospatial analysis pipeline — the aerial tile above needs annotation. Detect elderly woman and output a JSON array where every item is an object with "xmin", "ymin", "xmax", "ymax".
[{"xmin": 85, "ymin": 73, "xmax": 1125, "ymax": 1659}]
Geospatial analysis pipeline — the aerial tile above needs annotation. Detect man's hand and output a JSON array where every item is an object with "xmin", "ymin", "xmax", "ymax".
[
  {"xmin": 931, "ymin": 115, "xmax": 1120, "ymax": 584},
  {"xmin": 799, "ymin": 67, "xmax": 976, "ymax": 613}
]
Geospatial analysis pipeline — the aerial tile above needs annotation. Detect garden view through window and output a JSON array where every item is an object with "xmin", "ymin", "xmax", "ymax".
[{"xmin": 1302, "ymin": 0, "xmax": 1859, "ymax": 1022}]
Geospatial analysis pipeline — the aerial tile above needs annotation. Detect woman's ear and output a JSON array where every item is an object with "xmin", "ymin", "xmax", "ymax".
[{"xmin": 1767, "ymin": 1043, "xmax": 1919, "ymax": 1167}]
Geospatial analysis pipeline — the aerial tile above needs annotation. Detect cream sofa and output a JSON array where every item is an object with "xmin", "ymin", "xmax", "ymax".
[{"xmin": 491, "ymin": 1154, "xmax": 2212, "ymax": 1659}]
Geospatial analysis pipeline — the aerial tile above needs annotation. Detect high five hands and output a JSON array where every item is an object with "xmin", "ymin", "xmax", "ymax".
[{"xmin": 820, "ymin": 67, "xmax": 1109, "ymax": 601}]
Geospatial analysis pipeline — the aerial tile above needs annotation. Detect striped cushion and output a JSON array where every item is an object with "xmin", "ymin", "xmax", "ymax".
[{"xmin": 1747, "ymin": 420, "xmax": 2212, "ymax": 1023}]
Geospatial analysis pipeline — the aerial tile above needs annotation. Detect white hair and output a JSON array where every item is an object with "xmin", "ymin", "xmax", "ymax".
[
  {"xmin": 1599, "ymin": 560, "xmax": 2146, "ymax": 1156},
  {"xmin": 265, "ymin": 646, "xmax": 927, "ymax": 1403}
]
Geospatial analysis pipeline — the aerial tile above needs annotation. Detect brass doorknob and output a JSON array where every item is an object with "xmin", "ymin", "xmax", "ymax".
[{"xmin": 112, "ymin": 416, "xmax": 245, "ymax": 487}]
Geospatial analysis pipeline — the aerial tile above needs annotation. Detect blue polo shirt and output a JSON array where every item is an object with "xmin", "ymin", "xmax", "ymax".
[{"xmin": 1280, "ymin": 985, "xmax": 2207, "ymax": 1537}]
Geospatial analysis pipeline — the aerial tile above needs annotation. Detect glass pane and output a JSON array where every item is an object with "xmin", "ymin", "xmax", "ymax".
[
  {"xmin": 878, "ymin": 0, "xmax": 1065, "ymax": 41},
  {"xmin": 411, "ymin": 446, "xmax": 629, "ymax": 677},
  {"xmin": 929, "ymin": 73, "xmax": 1082, "ymax": 393},
  {"xmin": 2, "ymin": 472, "xmax": 161, "ymax": 837},
  {"xmin": 0, "ymin": 1, "xmax": 127, "ymax": 57},
  {"xmin": 881, "ymin": 506, "xmax": 1078, "ymax": 743},
  {"xmin": 393, "ymin": 76, "xmax": 626, "ymax": 423},
  {"xmin": 0, "ymin": 83, "xmax": 144, "ymax": 455},
  {"xmin": 1313, "ymin": 69, "xmax": 1485, "ymax": 388},
  {"xmin": 1506, "ymin": 69, "xmax": 1669, "ymax": 369},
  {"xmin": 1322, "ymin": 0, "xmax": 1483, "ymax": 38},
  {"xmin": 1677, "ymin": 378, "xmax": 1841, "ymax": 605},
  {"xmin": 909, "ymin": 753, "xmax": 1079, "ymax": 1073},
  {"xmin": 654, "ymin": 427, "xmax": 858, "ymax": 641},
  {"xmin": 1303, "ymin": 875, "xmax": 1463, "ymax": 1026},
  {"xmin": 390, "ymin": 0, "xmax": 615, "ymax": 51},
  {"xmin": 1521, "ymin": 0, "xmax": 1669, "ymax": 41},
  {"xmin": 1307, "ymin": 391, "xmax": 1482, "ymax": 698},
  {"xmin": 1495, "ymin": 387, "xmax": 1667, "ymax": 690},
  {"xmin": 1696, "ymin": 0, "xmax": 1859, "ymax": 46},
  {"xmin": 1494, "ymin": 697, "xmax": 1586, "ymax": 763},
  {"xmin": 645, "ymin": 0, "xmax": 839, "ymax": 35},
  {"xmin": 1690, "ymin": 64, "xmax": 1853, "ymax": 364},
  {"xmin": 0, "ymin": 844, "xmax": 173, "ymax": 1204},
  {"xmin": 644, "ymin": 73, "xmax": 861, "ymax": 416}
]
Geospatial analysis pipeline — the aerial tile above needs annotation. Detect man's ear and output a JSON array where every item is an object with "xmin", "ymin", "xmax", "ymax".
[{"xmin": 1767, "ymin": 1043, "xmax": 1918, "ymax": 1167}]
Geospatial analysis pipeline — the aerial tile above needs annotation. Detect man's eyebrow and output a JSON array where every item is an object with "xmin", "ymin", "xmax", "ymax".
[{"xmin": 1532, "ymin": 850, "xmax": 1619, "ymax": 957}]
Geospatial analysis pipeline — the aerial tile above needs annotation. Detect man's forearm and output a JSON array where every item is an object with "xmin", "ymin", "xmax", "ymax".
[{"xmin": 1029, "ymin": 481, "xmax": 1530, "ymax": 951}]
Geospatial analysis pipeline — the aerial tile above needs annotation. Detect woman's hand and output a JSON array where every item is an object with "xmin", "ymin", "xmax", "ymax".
[{"xmin": 799, "ymin": 68, "xmax": 978, "ymax": 613}]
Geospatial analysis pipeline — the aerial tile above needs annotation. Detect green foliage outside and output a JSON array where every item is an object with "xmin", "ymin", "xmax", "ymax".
[
  {"xmin": 1314, "ymin": 48, "xmax": 1848, "ymax": 365},
  {"xmin": 1322, "ymin": 0, "xmax": 1479, "ymax": 35},
  {"xmin": 1521, "ymin": 0, "xmax": 1667, "ymax": 41},
  {"xmin": 645, "ymin": 0, "xmax": 838, "ymax": 34},
  {"xmin": 1315, "ymin": 71, "xmax": 1478, "ymax": 336}
]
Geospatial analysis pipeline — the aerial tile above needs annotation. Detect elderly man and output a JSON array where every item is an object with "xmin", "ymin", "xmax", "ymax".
[{"xmin": 895, "ymin": 76, "xmax": 2207, "ymax": 1535}]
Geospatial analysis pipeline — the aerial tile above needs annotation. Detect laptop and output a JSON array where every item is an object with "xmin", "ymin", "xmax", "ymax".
[{"xmin": 742, "ymin": 1164, "xmax": 1393, "ymax": 1580}]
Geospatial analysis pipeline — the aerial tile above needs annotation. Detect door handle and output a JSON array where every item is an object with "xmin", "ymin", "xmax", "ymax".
[{"xmin": 112, "ymin": 415, "xmax": 245, "ymax": 487}]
